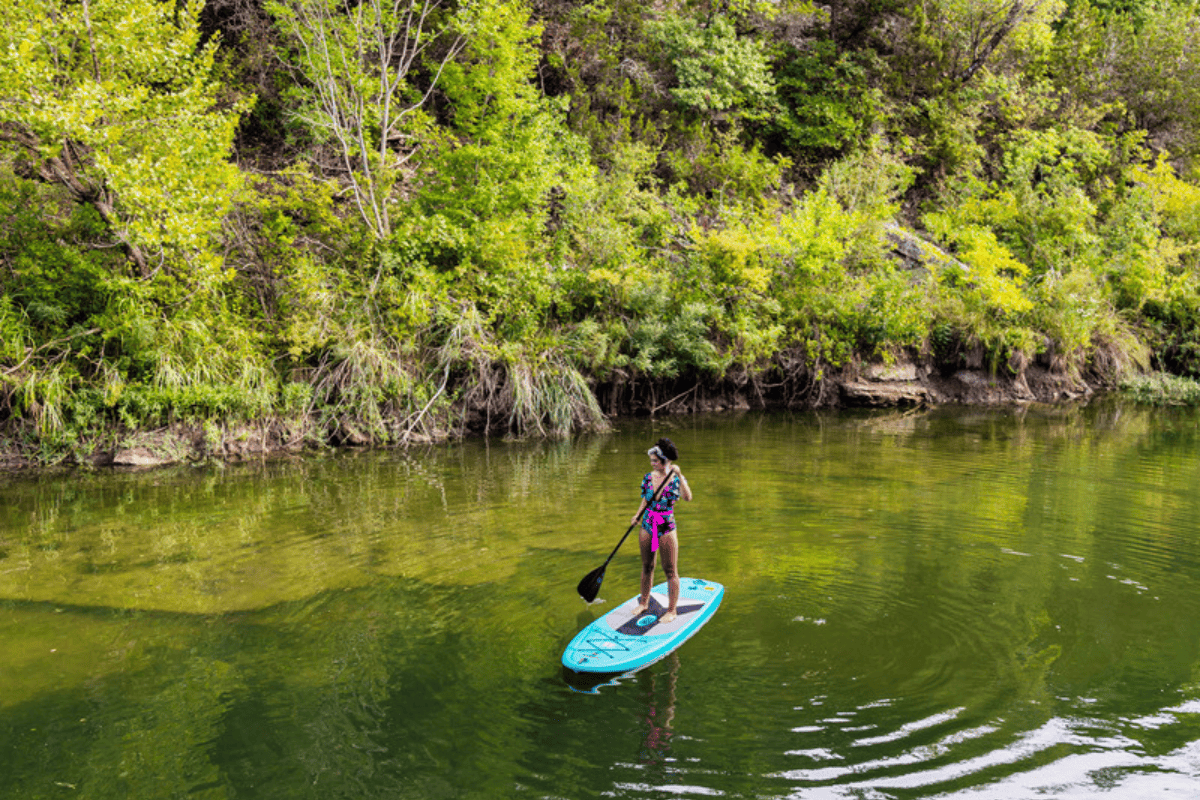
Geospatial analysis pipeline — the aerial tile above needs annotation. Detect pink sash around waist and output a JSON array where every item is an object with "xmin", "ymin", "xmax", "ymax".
[{"xmin": 646, "ymin": 509, "xmax": 674, "ymax": 552}]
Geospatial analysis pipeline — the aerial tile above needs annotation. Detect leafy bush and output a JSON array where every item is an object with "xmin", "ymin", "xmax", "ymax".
[
  {"xmin": 772, "ymin": 40, "xmax": 875, "ymax": 155},
  {"xmin": 662, "ymin": 125, "xmax": 789, "ymax": 211},
  {"xmin": 649, "ymin": 13, "xmax": 777, "ymax": 120}
]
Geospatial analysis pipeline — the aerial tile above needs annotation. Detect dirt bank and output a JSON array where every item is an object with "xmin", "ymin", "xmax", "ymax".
[{"xmin": 0, "ymin": 356, "xmax": 1103, "ymax": 472}]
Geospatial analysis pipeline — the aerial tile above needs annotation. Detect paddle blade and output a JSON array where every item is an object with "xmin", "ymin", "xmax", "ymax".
[{"xmin": 577, "ymin": 564, "xmax": 606, "ymax": 603}]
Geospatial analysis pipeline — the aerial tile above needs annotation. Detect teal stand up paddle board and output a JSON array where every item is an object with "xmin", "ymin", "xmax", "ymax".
[{"xmin": 562, "ymin": 577, "xmax": 724, "ymax": 674}]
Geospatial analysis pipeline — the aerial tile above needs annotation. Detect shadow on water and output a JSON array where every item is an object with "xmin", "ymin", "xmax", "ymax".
[{"xmin": 562, "ymin": 666, "xmax": 630, "ymax": 694}]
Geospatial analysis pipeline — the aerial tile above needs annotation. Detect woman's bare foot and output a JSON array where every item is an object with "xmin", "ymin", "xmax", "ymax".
[
  {"xmin": 660, "ymin": 610, "xmax": 677, "ymax": 623},
  {"xmin": 632, "ymin": 599, "xmax": 650, "ymax": 617}
]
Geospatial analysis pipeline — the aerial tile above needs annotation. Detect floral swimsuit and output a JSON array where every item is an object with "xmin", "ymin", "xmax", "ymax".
[{"xmin": 640, "ymin": 472, "xmax": 681, "ymax": 551}]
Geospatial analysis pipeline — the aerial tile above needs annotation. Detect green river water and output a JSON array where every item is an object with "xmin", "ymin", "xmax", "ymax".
[{"xmin": 3, "ymin": 405, "xmax": 1200, "ymax": 799}]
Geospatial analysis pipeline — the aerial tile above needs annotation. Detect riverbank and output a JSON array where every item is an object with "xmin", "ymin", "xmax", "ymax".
[{"xmin": 0, "ymin": 354, "xmax": 1110, "ymax": 472}]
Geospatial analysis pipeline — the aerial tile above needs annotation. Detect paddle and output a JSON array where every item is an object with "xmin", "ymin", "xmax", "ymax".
[{"xmin": 576, "ymin": 466, "xmax": 677, "ymax": 603}]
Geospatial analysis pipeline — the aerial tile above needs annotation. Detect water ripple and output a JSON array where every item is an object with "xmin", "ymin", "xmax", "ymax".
[{"xmin": 755, "ymin": 701, "xmax": 1200, "ymax": 798}]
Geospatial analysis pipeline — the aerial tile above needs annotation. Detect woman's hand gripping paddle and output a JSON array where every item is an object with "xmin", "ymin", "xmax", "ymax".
[{"xmin": 576, "ymin": 467, "xmax": 676, "ymax": 603}]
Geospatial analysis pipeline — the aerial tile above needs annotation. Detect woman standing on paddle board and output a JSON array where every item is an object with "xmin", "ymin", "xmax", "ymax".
[{"xmin": 630, "ymin": 437, "xmax": 692, "ymax": 623}]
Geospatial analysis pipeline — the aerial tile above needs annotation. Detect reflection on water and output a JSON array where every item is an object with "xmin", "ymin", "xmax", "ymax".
[
  {"xmin": 2, "ymin": 403, "xmax": 1200, "ymax": 798},
  {"xmin": 638, "ymin": 652, "xmax": 678, "ymax": 765}
]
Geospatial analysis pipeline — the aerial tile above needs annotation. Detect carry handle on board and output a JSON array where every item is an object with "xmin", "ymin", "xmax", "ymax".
[{"xmin": 575, "ymin": 466, "xmax": 677, "ymax": 603}]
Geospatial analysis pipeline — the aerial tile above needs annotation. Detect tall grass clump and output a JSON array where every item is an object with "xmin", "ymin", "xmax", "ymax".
[
  {"xmin": 97, "ymin": 296, "xmax": 281, "ymax": 429},
  {"xmin": 502, "ymin": 349, "xmax": 608, "ymax": 438},
  {"xmin": 310, "ymin": 332, "xmax": 423, "ymax": 444},
  {"xmin": 436, "ymin": 304, "xmax": 608, "ymax": 438},
  {"xmin": 1119, "ymin": 372, "xmax": 1200, "ymax": 405}
]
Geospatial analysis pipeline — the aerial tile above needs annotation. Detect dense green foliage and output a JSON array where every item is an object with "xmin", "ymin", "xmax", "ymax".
[{"xmin": 3, "ymin": 0, "xmax": 1200, "ymax": 459}]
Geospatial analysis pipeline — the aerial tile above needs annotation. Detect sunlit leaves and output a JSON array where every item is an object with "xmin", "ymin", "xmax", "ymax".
[
  {"xmin": 0, "ymin": 0, "xmax": 248, "ymax": 276},
  {"xmin": 924, "ymin": 212, "xmax": 1034, "ymax": 316},
  {"xmin": 410, "ymin": 0, "xmax": 585, "ymax": 330},
  {"xmin": 1133, "ymin": 157, "xmax": 1200, "ymax": 246}
]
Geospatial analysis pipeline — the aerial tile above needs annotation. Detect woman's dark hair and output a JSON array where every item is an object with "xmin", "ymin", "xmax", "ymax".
[{"xmin": 656, "ymin": 437, "xmax": 679, "ymax": 461}]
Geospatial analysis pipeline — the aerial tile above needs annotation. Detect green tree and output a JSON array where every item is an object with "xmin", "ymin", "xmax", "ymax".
[
  {"xmin": 0, "ymin": 0, "xmax": 248, "ymax": 281},
  {"xmin": 411, "ymin": 0, "xmax": 583, "ymax": 329},
  {"xmin": 1052, "ymin": 0, "xmax": 1200, "ymax": 168},
  {"xmin": 894, "ymin": 0, "xmax": 1065, "ymax": 93},
  {"xmin": 771, "ymin": 40, "xmax": 875, "ymax": 156}
]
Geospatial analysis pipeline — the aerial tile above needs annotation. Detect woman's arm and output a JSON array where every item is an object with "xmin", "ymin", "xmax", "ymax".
[
  {"xmin": 673, "ymin": 468, "xmax": 693, "ymax": 502},
  {"xmin": 630, "ymin": 499, "xmax": 648, "ymax": 526}
]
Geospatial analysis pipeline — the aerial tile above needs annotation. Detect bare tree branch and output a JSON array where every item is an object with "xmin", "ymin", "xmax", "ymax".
[
  {"xmin": 273, "ymin": 0, "xmax": 466, "ymax": 240},
  {"xmin": 959, "ymin": 0, "xmax": 1043, "ymax": 85},
  {"xmin": 0, "ymin": 124, "xmax": 150, "ymax": 276}
]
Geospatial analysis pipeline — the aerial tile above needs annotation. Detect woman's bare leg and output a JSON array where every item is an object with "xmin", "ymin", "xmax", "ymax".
[
  {"xmin": 634, "ymin": 529, "xmax": 656, "ymax": 615},
  {"xmin": 659, "ymin": 532, "xmax": 679, "ymax": 622}
]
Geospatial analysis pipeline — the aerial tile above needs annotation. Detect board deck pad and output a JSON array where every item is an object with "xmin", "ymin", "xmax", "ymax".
[
  {"xmin": 562, "ymin": 577, "xmax": 724, "ymax": 674},
  {"xmin": 612, "ymin": 594, "xmax": 703, "ymax": 636}
]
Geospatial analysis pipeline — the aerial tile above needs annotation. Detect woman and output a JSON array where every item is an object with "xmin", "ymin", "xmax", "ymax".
[{"xmin": 630, "ymin": 437, "xmax": 693, "ymax": 622}]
